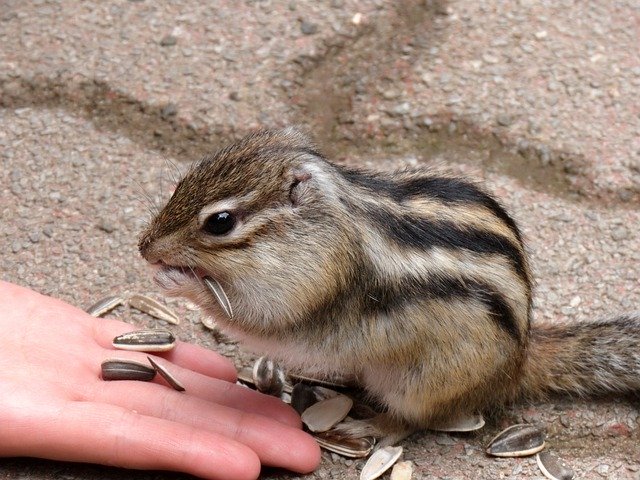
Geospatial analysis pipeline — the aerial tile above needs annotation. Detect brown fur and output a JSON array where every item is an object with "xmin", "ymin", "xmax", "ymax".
[{"xmin": 139, "ymin": 128, "xmax": 640, "ymax": 443}]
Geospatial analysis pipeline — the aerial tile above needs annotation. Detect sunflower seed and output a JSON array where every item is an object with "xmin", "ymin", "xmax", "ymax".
[
  {"xmin": 112, "ymin": 329, "xmax": 176, "ymax": 352},
  {"xmin": 237, "ymin": 367, "xmax": 255, "ymax": 386},
  {"xmin": 430, "ymin": 413, "xmax": 485, "ymax": 432},
  {"xmin": 238, "ymin": 366, "xmax": 293, "ymax": 393},
  {"xmin": 536, "ymin": 451, "xmax": 574, "ymax": 480},
  {"xmin": 360, "ymin": 445, "xmax": 403, "ymax": 480},
  {"xmin": 203, "ymin": 276, "xmax": 233, "ymax": 319},
  {"xmin": 252, "ymin": 356, "xmax": 286, "ymax": 397},
  {"xmin": 312, "ymin": 386, "xmax": 340, "ymax": 401},
  {"xmin": 486, "ymin": 424, "xmax": 545, "ymax": 457},
  {"xmin": 289, "ymin": 372, "xmax": 353, "ymax": 389},
  {"xmin": 85, "ymin": 295, "xmax": 125, "ymax": 317},
  {"xmin": 291, "ymin": 383, "xmax": 318, "ymax": 415},
  {"xmin": 147, "ymin": 356, "xmax": 185, "ymax": 392},
  {"xmin": 302, "ymin": 394, "xmax": 353, "ymax": 433},
  {"xmin": 128, "ymin": 294, "xmax": 180, "ymax": 324},
  {"xmin": 201, "ymin": 315, "xmax": 217, "ymax": 331},
  {"xmin": 390, "ymin": 460, "xmax": 413, "ymax": 480},
  {"xmin": 314, "ymin": 430, "xmax": 375, "ymax": 458},
  {"xmin": 101, "ymin": 359, "xmax": 156, "ymax": 381}
]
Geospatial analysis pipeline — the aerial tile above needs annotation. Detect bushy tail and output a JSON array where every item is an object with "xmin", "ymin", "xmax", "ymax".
[{"xmin": 521, "ymin": 314, "xmax": 640, "ymax": 398}]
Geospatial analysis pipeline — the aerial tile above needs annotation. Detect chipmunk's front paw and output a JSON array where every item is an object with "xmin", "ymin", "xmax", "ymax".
[{"xmin": 332, "ymin": 413, "xmax": 416, "ymax": 447}]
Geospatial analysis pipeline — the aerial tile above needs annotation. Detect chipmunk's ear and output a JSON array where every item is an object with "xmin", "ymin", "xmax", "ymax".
[{"xmin": 288, "ymin": 167, "xmax": 312, "ymax": 207}]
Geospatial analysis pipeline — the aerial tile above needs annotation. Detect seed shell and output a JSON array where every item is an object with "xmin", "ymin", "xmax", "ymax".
[
  {"xmin": 112, "ymin": 329, "xmax": 176, "ymax": 352},
  {"xmin": 430, "ymin": 413, "xmax": 485, "ymax": 432},
  {"xmin": 301, "ymin": 394, "xmax": 353, "ymax": 433},
  {"xmin": 486, "ymin": 424, "xmax": 545, "ymax": 457},
  {"xmin": 252, "ymin": 356, "xmax": 286, "ymax": 397},
  {"xmin": 313, "ymin": 431, "xmax": 375, "ymax": 458},
  {"xmin": 85, "ymin": 295, "xmax": 125, "ymax": 317},
  {"xmin": 390, "ymin": 460, "xmax": 414, "ymax": 480},
  {"xmin": 203, "ymin": 276, "xmax": 233, "ymax": 319},
  {"xmin": 360, "ymin": 445, "xmax": 403, "ymax": 480},
  {"xmin": 147, "ymin": 356, "xmax": 186, "ymax": 392},
  {"xmin": 201, "ymin": 315, "xmax": 217, "ymax": 331},
  {"xmin": 128, "ymin": 294, "xmax": 180, "ymax": 324},
  {"xmin": 536, "ymin": 451, "xmax": 574, "ymax": 480},
  {"xmin": 101, "ymin": 359, "xmax": 156, "ymax": 381}
]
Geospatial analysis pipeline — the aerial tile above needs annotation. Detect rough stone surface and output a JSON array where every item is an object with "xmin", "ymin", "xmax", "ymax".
[{"xmin": 1, "ymin": 1, "xmax": 639, "ymax": 479}]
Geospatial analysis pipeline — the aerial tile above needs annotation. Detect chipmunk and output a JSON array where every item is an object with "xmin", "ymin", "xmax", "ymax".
[{"xmin": 139, "ymin": 127, "xmax": 640, "ymax": 444}]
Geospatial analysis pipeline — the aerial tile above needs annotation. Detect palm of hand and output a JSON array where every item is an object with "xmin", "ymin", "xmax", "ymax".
[{"xmin": 0, "ymin": 281, "xmax": 320, "ymax": 480}]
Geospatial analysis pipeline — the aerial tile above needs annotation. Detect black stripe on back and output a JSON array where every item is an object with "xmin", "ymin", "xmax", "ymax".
[
  {"xmin": 357, "ymin": 203, "xmax": 530, "ymax": 290},
  {"xmin": 364, "ymin": 274, "xmax": 520, "ymax": 341},
  {"xmin": 400, "ymin": 176, "xmax": 523, "ymax": 243},
  {"xmin": 308, "ymin": 263, "xmax": 521, "ymax": 342},
  {"xmin": 336, "ymin": 166, "xmax": 523, "ymax": 244}
]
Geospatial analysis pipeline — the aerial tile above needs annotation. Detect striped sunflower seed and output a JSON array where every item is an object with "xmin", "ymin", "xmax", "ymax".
[
  {"xmin": 85, "ymin": 295, "xmax": 125, "ymax": 317},
  {"xmin": 112, "ymin": 329, "xmax": 176, "ymax": 352},
  {"xmin": 429, "ymin": 413, "xmax": 485, "ymax": 432},
  {"xmin": 203, "ymin": 276, "xmax": 233, "ymax": 319},
  {"xmin": 486, "ymin": 423, "xmax": 545, "ymax": 457},
  {"xmin": 536, "ymin": 451, "xmax": 574, "ymax": 480},
  {"xmin": 313, "ymin": 430, "xmax": 375, "ymax": 458},
  {"xmin": 147, "ymin": 356, "xmax": 185, "ymax": 392},
  {"xmin": 101, "ymin": 359, "xmax": 156, "ymax": 382},
  {"xmin": 237, "ymin": 367, "xmax": 293, "ymax": 394},
  {"xmin": 252, "ymin": 356, "xmax": 286, "ymax": 397},
  {"xmin": 128, "ymin": 294, "xmax": 180, "ymax": 324}
]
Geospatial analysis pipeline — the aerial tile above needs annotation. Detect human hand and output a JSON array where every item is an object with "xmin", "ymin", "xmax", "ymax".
[{"xmin": 0, "ymin": 281, "xmax": 320, "ymax": 479}]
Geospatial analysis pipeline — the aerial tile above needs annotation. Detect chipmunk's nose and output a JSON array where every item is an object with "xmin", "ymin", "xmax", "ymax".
[{"xmin": 138, "ymin": 236, "xmax": 160, "ymax": 264}]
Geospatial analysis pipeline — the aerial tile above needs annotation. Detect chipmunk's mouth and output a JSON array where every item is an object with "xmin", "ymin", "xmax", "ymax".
[
  {"xmin": 153, "ymin": 264, "xmax": 233, "ymax": 319},
  {"xmin": 153, "ymin": 264, "xmax": 205, "ymax": 290}
]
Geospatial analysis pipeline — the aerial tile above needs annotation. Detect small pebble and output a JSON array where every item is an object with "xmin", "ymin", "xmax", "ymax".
[
  {"xmin": 160, "ymin": 103, "xmax": 178, "ymax": 119},
  {"xmin": 159, "ymin": 35, "xmax": 177, "ymax": 46},
  {"xmin": 300, "ymin": 20, "xmax": 318, "ymax": 35},
  {"xmin": 611, "ymin": 227, "xmax": 628, "ymax": 241},
  {"xmin": 497, "ymin": 114, "xmax": 514, "ymax": 126},
  {"xmin": 97, "ymin": 220, "xmax": 116, "ymax": 234}
]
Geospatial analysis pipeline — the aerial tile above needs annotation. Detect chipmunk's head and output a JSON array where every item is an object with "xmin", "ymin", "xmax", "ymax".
[{"xmin": 139, "ymin": 128, "xmax": 354, "ymax": 335}]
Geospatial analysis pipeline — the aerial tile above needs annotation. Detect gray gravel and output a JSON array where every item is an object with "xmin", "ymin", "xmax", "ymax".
[{"xmin": 1, "ymin": 0, "xmax": 639, "ymax": 479}]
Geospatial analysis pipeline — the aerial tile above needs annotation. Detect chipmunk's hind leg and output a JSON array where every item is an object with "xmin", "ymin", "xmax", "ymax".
[{"xmin": 332, "ymin": 413, "xmax": 417, "ymax": 447}]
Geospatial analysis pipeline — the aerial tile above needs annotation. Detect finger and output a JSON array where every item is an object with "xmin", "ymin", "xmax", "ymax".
[
  {"xmin": 92, "ymin": 317, "xmax": 237, "ymax": 382},
  {"xmin": 91, "ymin": 380, "xmax": 320, "ymax": 473},
  {"xmin": 9, "ymin": 401, "xmax": 261, "ymax": 480},
  {"xmin": 93, "ymin": 353, "xmax": 300, "ymax": 428},
  {"xmin": 158, "ymin": 342, "xmax": 238, "ymax": 383}
]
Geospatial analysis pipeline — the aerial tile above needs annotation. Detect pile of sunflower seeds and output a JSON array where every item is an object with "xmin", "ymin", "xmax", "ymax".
[
  {"xmin": 101, "ymin": 329, "xmax": 185, "ymax": 392},
  {"xmin": 85, "ymin": 294, "xmax": 573, "ymax": 479},
  {"xmin": 243, "ymin": 356, "xmax": 574, "ymax": 480},
  {"xmin": 87, "ymin": 294, "xmax": 185, "ymax": 392}
]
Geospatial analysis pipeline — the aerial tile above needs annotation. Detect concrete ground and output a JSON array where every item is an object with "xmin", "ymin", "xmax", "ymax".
[{"xmin": 1, "ymin": 1, "xmax": 638, "ymax": 478}]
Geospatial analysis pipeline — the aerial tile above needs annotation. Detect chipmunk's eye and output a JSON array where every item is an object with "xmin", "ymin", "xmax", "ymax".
[{"xmin": 203, "ymin": 211, "xmax": 235, "ymax": 235}]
